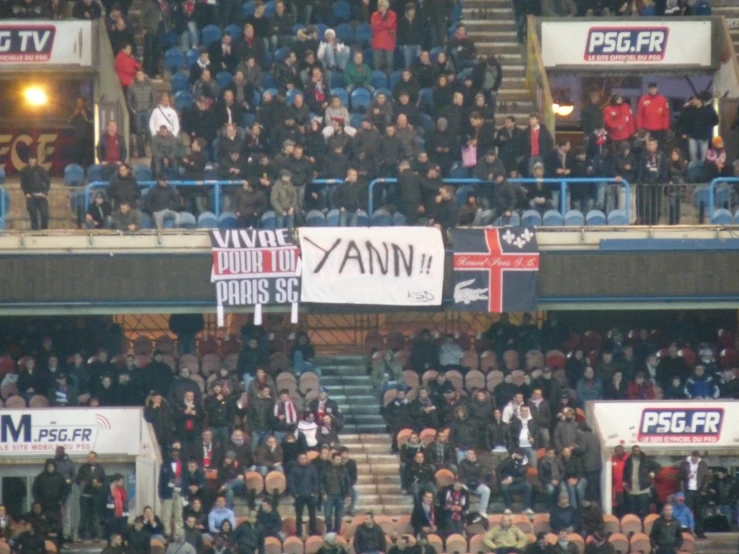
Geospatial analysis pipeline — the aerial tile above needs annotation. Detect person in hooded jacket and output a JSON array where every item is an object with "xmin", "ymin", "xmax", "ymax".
[
  {"xmin": 31, "ymin": 460, "xmax": 70, "ymax": 538},
  {"xmin": 670, "ymin": 492, "xmax": 694, "ymax": 532},
  {"xmin": 684, "ymin": 365, "xmax": 719, "ymax": 399},
  {"xmin": 106, "ymin": 163, "xmax": 140, "ymax": 208},
  {"xmin": 449, "ymin": 405, "xmax": 478, "ymax": 463},
  {"xmin": 603, "ymin": 94, "xmax": 635, "ymax": 145}
]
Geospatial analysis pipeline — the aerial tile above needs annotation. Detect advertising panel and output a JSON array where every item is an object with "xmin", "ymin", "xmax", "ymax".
[{"xmin": 0, "ymin": 21, "xmax": 92, "ymax": 66}]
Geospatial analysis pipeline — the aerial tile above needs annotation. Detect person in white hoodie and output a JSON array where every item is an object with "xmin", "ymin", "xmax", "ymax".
[
  {"xmin": 149, "ymin": 92, "xmax": 181, "ymax": 138},
  {"xmin": 317, "ymin": 29, "xmax": 349, "ymax": 71},
  {"xmin": 297, "ymin": 410, "xmax": 319, "ymax": 449},
  {"xmin": 501, "ymin": 392, "xmax": 525, "ymax": 424}
]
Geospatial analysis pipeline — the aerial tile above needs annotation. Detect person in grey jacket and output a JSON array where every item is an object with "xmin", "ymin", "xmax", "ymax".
[
  {"xmin": 270, "ymin": 169, "xmax": 298, "ymax": 229},
  {"xmin": 166, "ymin": 530, "xmax": 196, "ymax": 554},
  {"xmin": 553, "ymin": 407, "xmax": 579, "ymax": 453},
  {"xmin": 53, "ymin": 447, "xmax": 77, "ymax": 542},
  {"xmin": 151, "ymin": 126, "xmax": 180, "ymax": 177},
  {"xmin": 576, "ymin": 423, "xmax": 602, "ymax": 502},
  {"xmin": 126, "ymin": 69, "xmax": 157, "ymax": 158},
  {"xmin": 144, "ymin": 175, "xmax": 180, "ymax": 229},
  {"xmin": 539, "ymin": 447, "xmax": 565, "ymax": 509}
]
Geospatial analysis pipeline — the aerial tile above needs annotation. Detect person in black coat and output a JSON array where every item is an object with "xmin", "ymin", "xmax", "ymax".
[
  {"xmin": 144, "ymin": 392, "xmax": 175, "ymax": 449},
  {"xmin": 676, "ymin": 93, "xmax": 718, "ymax": 162},
  {"xmin": 20, "ymin": 154, "xmax": 51, "ymax": 230},
  {"xmin": 471, "ymin": 55, "xmax": 503, "ymax": 106},
  {"xmin": 209, "ymin": 34, "xmax": 238, "ymax": 75},
  {"xmin": 214, "ymin": 91, "xmax": 245, "ymax": 130},
  {"xmin": 31, "ymin": 461, "xmax": 70, "ymax": 533},
  {"xmin": 636, "ymin": 137, "xmax": 667, "ymax": 225},
  {"xmin": 522, "ymin": 113, "xmax": 554, "ymax": 175},
  {"xmin": 384, "ymin": 389, "xmax": 415, "ymax": 452},
  {"xmin": 411, "ymin": 490, "xmax": 440, "ymax": 535},
  {"xmin": 288, "ymin": 453, "xmax": 319, "ymax": 536}
]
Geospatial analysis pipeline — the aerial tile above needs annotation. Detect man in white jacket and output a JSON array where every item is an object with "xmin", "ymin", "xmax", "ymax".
[{"xmin": 149, "ymin": 92, "xmax": 180, "ymax": 137}]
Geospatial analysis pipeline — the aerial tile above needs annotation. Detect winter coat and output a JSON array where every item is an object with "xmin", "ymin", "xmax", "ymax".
[
  {"xmin": 370, "ymin": 9, "xmax": 397, "ymax": 51},
  {"xmin": 270, "ymin": 179, "xmax": 298, "ymax": 213},
  {"xmin": 603, "ymin": 102, "xmax": 636, "ymax": 142},
  {"xmin": 678, "ymin": 457, "xmax": 709, "ymax": 492},
  {"xmin": 677, "ymin": 103, "xmax": 718, "ymax": 141},
  {"xmin": 671, "ymin": 494, "xmax": 694, "ymax": 531},
  {"xmin": 623, "ymin": 452, "xmax": 660, "ymax": 492},
  {"xmin": 637, "ymin": 94, "xmax": 670, "ymax": 132}
]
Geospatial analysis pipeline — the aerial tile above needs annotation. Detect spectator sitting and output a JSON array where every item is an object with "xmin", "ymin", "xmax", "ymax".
[
  {"xmin": 552, "ymin": 530, "xmax": 579, "ymax": 554},
  {"xmin": 458, "ymin": 449, "xmax": 491, "ymax": 517},
  {"xmin": 411, "ymin": 491, "xmax": 439, "ymax": 536},
  {"xmin": 426, "ymin": 184, "xmax": 456, "ymax": 230},
  {"xmin": 393, "ymin": 68, "xmax": 420, "ymax": 104},
  {"xmin": 526, "ymin": 533, "xmax": 552, "ymax": 554},
  {"xmin": 192, "ymin": 69, "xmax": 221, "ymax": 101},
  {"xmin": 254, "ymin": 435, "xmax": 284, "ymax": 476},
  {"xmin": 85, "ymin": 192, "xmax": 112, "ymax": 229},
  {"xmin": 671, "ymin": 492, "xmax": 694, "ymax": 532},
  {"xmin": 318, "ymin": 29, "xmax": 350, "ymax": 73},
  {"xmin": 684, "ymin": 364, "xmax": 719, "ymax": 399},
  {"xmin": 575, "ymin": 366, "xmax": 603, "ymax": 407},
  {"xmin": 235, "ymin": 179, "xmax": 266, "ymax": 229},
  {"xmin": 550, "ymin": 490, "xmax": 580, "ymax": 533},
  {"xmin": 72, "ymin": 0, "xmax": 102, "ymax": 19},
  {"xmin": 447, "ymin": 24, "xmax": 476, "ymax": 70},
  {"xmin": 498, "ymin": 449, "xmax": 534, "ymax": 515},
  {"xmin": 354, "ymin": 512, "xmax": 387, "ymax": 554},
  {"xmin": 626, "ymin": 370, "xmax": 655, "ymax": 400},
  {"xmin": 705, "ymin": 136, "xmax": 730, "ymax": 179},
  {"xmin": 144, "ymin": 174, "xmax": 180, "ymax": 229},
  {"xmin": 482, "ymin": 514, "xmax": 529, "ymax": 554},
  {"xmin": 190, "ymin": 49, "xmax": 211, "ymax": 85},
  {"xmin": 323, "ymin": 96, "xmax": 355, "ymax": 138},
  {"xmin": 151, "ymin": 126, "xmax": 179, "ymax": 177},
  {"xmin": 108, "ymin": 200, "xmax": 141, "ymax": 231}
]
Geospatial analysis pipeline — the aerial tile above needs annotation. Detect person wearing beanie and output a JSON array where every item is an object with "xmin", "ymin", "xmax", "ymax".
[
  {"xmin": 705, "ymin": 135, "xmax": 730, "ymax": 179},
  {"xmin": 671, "ymin": 492, "xmax": 695, "ymax": 532}
]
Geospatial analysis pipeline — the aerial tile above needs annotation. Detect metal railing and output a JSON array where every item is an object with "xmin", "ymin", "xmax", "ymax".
[
  {"xmin": 708, "ymin": 178, "xmax": 739, "ymax": 218},
  {"xmin": 367, "ymin": 177, "xmax": 632, "ymax": 220}
]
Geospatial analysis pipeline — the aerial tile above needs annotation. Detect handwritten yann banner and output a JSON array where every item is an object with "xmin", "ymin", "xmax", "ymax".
[
  {"xmin": 210, "ymin": 229, "xmax": 301, "ymax": 325},
  {"xmin": 451, "ymin": 228, "xmax": 540, "ymax": 313},
  {"xmin": 299, "ymin": 227, "xmax": 444, "ymax": 306}
]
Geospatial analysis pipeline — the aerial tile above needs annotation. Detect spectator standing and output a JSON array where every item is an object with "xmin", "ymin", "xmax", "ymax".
[
  {"xmin": 52, "ymin": 447, "xmax": 77, "ymax": 542},
  {"xmin": 160, "ymin": 442, "xmax": 186, "ymax": 538},
  {"xmin": 560, "ymin": 446, "xmax": 587, "ymax": 508},
  {"xmin": 576, "ymin": 424, "xmax": 602, "ymax": 501},
  {"xmin": 671, "ymin": 493, "xmax": 694, "ymax": 532},
  {"xmin": 140, "ymin": 0, "xmax": 162, "ymax": 77},
  {"xmin": 289, "ymin": 453, "xmax": 319, "ymax": 536},
  {"xmin": 611, "ymin": 445, "xmax": 629, "ymax": 517},
  {"xmin": 149, "ymin": 93, "xmax": 180, "ymax": 138},
  {"xmin": 637, "ymin": 83, "xmax": 670, "ymax": 145},
  {"xmin": 77, "ymin": 452, "xmax": 106, "ymax": 542},
  {"xmin": 624, "ymin": 445, "xmax": 660, "ymax": 518},
  {"xmin": 31, "ymin": 461, "xmax": 69, "ymax": 541},
  {"xmin": 114, "ymin": 43, "xmax": 139, "ymax": 90},
  {"xmin": 678, "ymin": 450, "xmax": 708, "ymax": 538},
  {"xmin": 650, "ymin": 505, "xmax": 683, "ymax": 554},
  {"xmin": 636, "ymin": 137, "xmax": 667, "ymax": 225},
  {"xmin": 581, "ymin": 89, "xmax": 603, "ymax": 138},
  {"xmin": 97, "ymin": 121, "xmax": 128, "ymax": 181},
  {"xmin": 523, "ymin": 113, "xmax": 554, "ymax": 175},
  {"xmin": 472, "ymin": 55, "xmax": 503, "ymax": 108},
  {"xmin": 321, "ymin": 452, "xmax": 350, "ymax": 533},
  {"xmin": 127, "ymin": 69, "xmax": 157, "ymax": 159},
  {"xmin": 677, "ymin": 93, "xmax": 717, "ymax": 162},
  {"xmin": 69, "ymin": 97, "xmax": 95, "ymax": 168},
  {"xmin": 371, "ymin": 0, "xmax": 397, "ymax": 75},
  {"xmin": 20, "ymin": 154, "xmax": 50, "ymax": 231},
  {"xmin": 397, "ymin": 3, "xmax": 423, "ymax": 68},
  {"xmin": 602, "ymin": 94, "xmax": 635, "ymax": 146}
]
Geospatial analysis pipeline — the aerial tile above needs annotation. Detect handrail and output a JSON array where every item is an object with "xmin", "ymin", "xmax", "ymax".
[
  {"xmin": 526, "ymin": 15, "xmax": 555, "ymax": 134},
  {"xmin": 708, "ymin": 177, "xmax": 739, "ymax": 216},
  {"xmin": 367, "ymin": 177, "xmax": 631, "ymax": 220},
  {"xmin": 85, "ymin": 178, "xmax": 344, "ymax": 217}
]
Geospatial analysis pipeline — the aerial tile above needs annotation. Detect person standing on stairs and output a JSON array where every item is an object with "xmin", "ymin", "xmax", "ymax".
[
  {"xmin": 289, "ymin": 452, "xmax": 319, "ymax": 537},
  {"xmin": 678, "ymin": 450, "xmax": 709, "ymax": 539},
  {"xmin": 320, "ymin": 452, "xmax": 351, "ymax": 533},
  {"xmin": 20, "ymin": 153, "xmax": 50, "ymax": 230},
  {"xmin": 340, "ymin": 447, "xmax": 359, "ymax": 517}
]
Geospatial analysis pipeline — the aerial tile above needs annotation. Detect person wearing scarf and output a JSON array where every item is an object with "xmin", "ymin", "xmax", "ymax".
[{"xmin": 273, "ymin": 389, "xmax": 298, "ymax": 442}]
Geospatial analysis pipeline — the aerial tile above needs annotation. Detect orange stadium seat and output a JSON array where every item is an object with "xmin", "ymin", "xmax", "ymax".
[
  {"xmin": 265, "ymin": 537, "xmax": 282, "ymax": 554},
  {"xmin": 620, "ymin": 514, "xmax": 642, "ymax": 535},
  {"xmin": 427, "ymin": 534, "xmax": 443, "ymax": 554},
  {"xmin": 603, "ymin": 514, "xmax": 620, "ymax": 534},
  {"xmin": 396, "ymin": 428, "xmax": 413, "ymax": 447},
  {"xmin": 445, "ymin": 534, "xmax": 467, "ymax": 554},
  {"xmin": 630, "ymin": 532, "xmax": 650, "ymax": 554},
  {"xmin": 265, "ymin": 471, "xmax": 286, "ymax": 494},
  {"xmin": 608, "ymin": 533, "xmax": 629, "ymax": 554},
  {"xmin": 245, "ymin": 471, "xmax": 264, "ymax": 494},
  {"xmin": 512, "ymin": 515, "xmax": 532, "ymax": 534},
  {"xmin": 283, "ymin": 536, "xmax": 304, "ymax": 554},
  {"xmin": 643, "ymin": 514, "xmax": 659, "ymax": 535},
  {"xmin": 469, "ymin": 534, "xmax": 486, "ymax": 554},
  {"xmin": 305, "ymin": 536, "xmax": 324, "ymax": 554},
  {"xmin": 532, "ymin": 514, "xmax": 551, "ymax": 535}
]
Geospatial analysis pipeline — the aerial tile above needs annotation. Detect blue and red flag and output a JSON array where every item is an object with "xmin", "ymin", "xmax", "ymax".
[{"xmin": 451, "ymin": 227, "xmax": 540, "ymax": 313}]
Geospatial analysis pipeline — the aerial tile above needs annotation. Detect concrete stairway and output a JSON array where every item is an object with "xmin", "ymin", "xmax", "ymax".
[{"xmin": 462, "ymin": 1, "xmax": 535, "ymax": 127}]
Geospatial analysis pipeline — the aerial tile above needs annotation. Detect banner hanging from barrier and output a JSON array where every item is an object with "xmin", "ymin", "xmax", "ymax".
[
  {"xmin": 0, "ymin": 21, "xmax": 92, "ymax": 66},
  {"xmin": 209, "ymin": 229, "xmax": 301, "ymax": 325},
  {"xmin": 589, "ymin": 401, "xmax": 739, "ymax": 448},
  {"xmin": 541, "ymin": 20, "xmax": 712, "ymax": 68},
  {"xmin": 299, "ymin": 227, "xmax": 444, "ymax": 306},
  {"xmin": 451, "ymin": 227, "xmax": 540, "ymax": 313}
]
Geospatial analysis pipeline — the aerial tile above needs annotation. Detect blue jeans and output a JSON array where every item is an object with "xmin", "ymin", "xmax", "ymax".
[
  {"xmin": 560, "ymin": 478, "xmax": 587, "ymax": 508},
  {"xmin": 293, "ymin": 349, "xmax": 320, "ymax": 376},
  {"xmin": 224, "ymin": 479, "xmax": 246, "ymax": 508},
  {"xmin": 688, "ymin": 138, "xmax": 708, "ymax": 162},
  {"xmin": 401, "ymin": 45, "xmax": 421, "ymax": 68},
  {"xmin": 273, "ymin": 431, "xmax": 287, "ymax": 444},
  {"xmin": 543, "ymin": 483, "xmax": 558, "ymax": 509},
  {"xmin": 255, "ymin": 464, "xmax": 284, "ymax": 477},
  {"xmin": 134, "ymin": 111, "xmax": 150, "ymax": 157},
  {"xmin": 251, "ymin": 430, "xmax": 270, "ymax": 447},
  {"xmin": 275, "ymin": 213, "xmax": 295, "ymax": 229},
  {"xmin": 467, "ymin": 484, "xmax": 491, "ymax": 513},
  {"xmin": 210, "ymin": 426, "xmax": 229, "ymax": 444},
  {"xmin": 347, "ymin": 485, "xmax": 358, "ymax": 515},
  {"xmin": 373, "ymin": 49, "xmax": 394, "ymax": 74},
  {"xmin": 324, "ymin": 494, "xmax": 345, "ymax": 532},
  {"xmin": 180, "ymin": 21, "xmax": 199, "ymax": 50},
  {"xmin": 321, "ymin": 45, "xmax": 351, "ymax": 70},
  {"xmin": 455, "ymin": 448, "xmax": 468, "ymax": 463},
  {"xmin": 500, "ymin": 480, "xmax": 532, "ymax": 510},
  {"xmin": 338, "ymin": 210, "xmax": 357, "ymax": 226}
]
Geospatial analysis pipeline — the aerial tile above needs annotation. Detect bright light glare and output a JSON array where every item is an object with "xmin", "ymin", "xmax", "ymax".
[{"xmin": 25, "ymin": 87, "xmax": 48, "ymax": 106}]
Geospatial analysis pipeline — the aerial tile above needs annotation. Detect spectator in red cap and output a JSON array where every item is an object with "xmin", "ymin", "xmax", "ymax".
[
  {"xmin": 637, "ymin": 83, "xmax": 670, "ymax": 145},
  {"xmin": 371, "ymin": 0, "xmax": 397, "ymax": 75}
]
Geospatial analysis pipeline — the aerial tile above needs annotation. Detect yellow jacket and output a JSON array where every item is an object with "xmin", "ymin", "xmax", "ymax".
[{"xmin": 483, "ymin": 525, "xmax": 529, "ymax": 551}]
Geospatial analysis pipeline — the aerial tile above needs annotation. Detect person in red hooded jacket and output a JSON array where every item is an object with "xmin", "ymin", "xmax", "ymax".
[
  {"xmin": 637, "ymin": 82, "xmax": 670, "ymax": 144},
  {"xmin": 114, "ymin": 43, "xmax": 140, "ymax": 90},
  {"xmin": 603, "ymin": 94, "xmax": 635, "ymax": 144},
  {"xmin": 611, "ymin": 445, "xmax": 629, "ymax": 517},
  {"xmin": 370, "ymin": 0, "xmax": 397, "ymax": 76}
]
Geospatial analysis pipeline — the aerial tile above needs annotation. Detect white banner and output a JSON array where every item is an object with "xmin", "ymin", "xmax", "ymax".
[
  {"xmin": 0, "ymin": 21, "xmax": 92, "ymax": 66},
  {"xmin": 0, "ymin": 408, "xmax": 143, "ymax": 456},
  {"xmin": 589, "ymin": 401, "xmax": 739, "ymax": 449},
  {"xmin": 299, "ymin": 227, "xmax": 445, "ymax": 306},
  {"xmin": 541, "ymin": 21, "xmax": 712, "ymax": 68}
]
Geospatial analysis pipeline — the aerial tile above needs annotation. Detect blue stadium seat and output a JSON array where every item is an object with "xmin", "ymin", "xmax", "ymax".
[
  {"xmin": 306, "ymin": 210, "xmax": 327, "ymax": 226},
  {"xmin": 715, "ymin": 185, "xmax": 732, "ymax": 210},
  {"xmin": 164, "ymin": 48, "xmax": 186, "ymax": 73},
  {"xmin": 371, "ymin": 208, "xmax": 392, "ymax": 226},
  {"xmin": 139, "ymin": 213, "xmax": 154, "ymax": 229},
  {"xmin": 542, "ymin": 209, "xmax": 564, "ymax": 226},
  {"xmin": 262, "ymin": 73, "xmax": 277, "ymax": 90},
  {"xmin": 492, "ymin": 212, "xmax": 520, "ymax": 226},
  {"xmin": 521, "ymin": 209, "xmax": 542, "ymax": 227},
  {"xmin": 273, "ymin": 46, "xmax": 290, "ymax": 63},
  {"xmin": 448, "ymin": 22, "xmax": 459, "ymax": 38},
  {"xmin": 389, "ymin": 70, "xmax": 403, "ymax": 90},
  {"xmin": 480, "ymin": 209, "xmax": 494, "ymax": 225},
  {"xmin": 735, "ymin": 209, "xmax": 739, "ymax": 224},
  {"xmin": 174, "ymin": 90, "xmax": 195, "ymax": 111},
  {"xmin": 687, "ymin": 160, "xmax": 707, "ymax": 183},
  {"xmin": 86, "ymin": 164, "xmax": 103, "ymax": 183},
  {"xmin": 326, "ymin": 209, "xmax": 340, "ymax": 226},
  {"xmin": 418, "ymin": 113, "xmax": 433, "ymax": 133},
  {"xmin": 692, "ymin": 185, "xmax": 710, "ymax": 210},
  {"xmin": 355, "ymin": 23, "xmax": 372, "ymax": 46},
  {"xmin": 450, "ymin": 2, "xmax": 462, "ymax": 22},
  {"xmin": 264, "ymin": 0, "xmax": 276, "ymax": 16},
  {"xmin": 218, "ymin": 211, "xmax": 238, "ymax": 229},
  {"xmin": 350, "ymin": 88, "xmax": 371, "ymax": 113},
  {"xmin": 171, "ymin": 71, "xmax": 189, "ymax": 94},
  {"xmin": 711, "ymin": 208, "xmax": 732, "ymax": 225},
  {"xmin": 133, "ymin": 164, "xmax": 153, "ymax": 182},
  {"xmin": 263, "ymin": 49, "xmax": 272, "ymax": 67},
  {"xmin": 564, "ymin": 209, "xmax": 585, "ymax": 226},
  {"xmin": 585, "ymin": 209, "xmax": 607, "ymax": 226},
  {"xmin": 201, "ymin": 25, "xmax": 222, "ymax": 48},
  {"xmin": 224, "ymin": 24, "xmax": 242, "ymax": 39},
  {"xmin": 0, "ymin": 166, "xmax": 5, "ymax": 184},
  {"xmin": 694, "ymin": 0, "xmax": 710, "ymax": 14},
  {"xmin": 355, "ymin": 210, "xmax": 369, "ymax": 226},
  {"xmin": 429, "ymin": 46, "xmax": 443, "ymax": 63},
  {"xmin": 362, "ymin": 48, "xmax": 373, "ymax": 65},
  {"xmin": 260, "ymin": 211, "xmax": 276, "ymax": 229},
  {"xmin": 373, "ymin": 87, "xmax": 392, "ymax": 101},
  {"xmin": 292, "ymin": 23, "xmax": 305, "ymax": 34},
  {"xmin": 455, "ymin": 185, "xmax": 474, "ymax": 205},
  {"xmin": 264, "ymin": 88, "xmax": 279, "ymax": 99},
  {"xmin": 198, "ymin": 212, "xmax": 218, "ymax": 229},
  {"xmin": 216, "ymin": 71, "xmax": 233, "ymax": 88},
  {"xmin": 332, "ymin": 0, "xmax": 351, "ymax": 22},
  {"xmin": 162, "ymin": 31, "xmax": 179, "ymax": 51},
  {"xmin": 286, "ymin": 89, "xmax": 301, "ymax": 105},
  {"xmin": 350, "ymin": 112, "xmax": 364, "ymax": 129},
  {"xmin": 330, "ymin": 71, "xmax": 345, "ymax": 89},
  {"xmin": 335, "ymin": 23, "xmax": 353, "ymax": 43},
  {"xmin": 186, "ymin": 48, "xmax": 199, "ymax": 67},
  {"xmin": 243, "ymin": 113, "xmax": 256, "ymax": 128},
  {"xmin": 179, "ymin": 212, "xmax": 197, "ymax": 229},
  {"xmin": 607, "ymin": 209, "xmax": 628, "ymax": 225},
  {"xmin": 204, "ymin": 166, "xmax": 218, "ymax": 181},
  {"xmin": 330, "ymin": 87, "xmax": 349, "ymax": 107},
  {"xmin": 417, "ymin": 87, "xmax": 433, "ymax": 114},
  {"xmin": 392, "ymin": 212, "xmax": 407, "ymax": 226},
  {"xmin": 63, "ymin": 164, "xmax": 85, "ymax": 186},
  {"xmin": 449, "ymin": 166, "xmax": 470, "ymax": 179}
]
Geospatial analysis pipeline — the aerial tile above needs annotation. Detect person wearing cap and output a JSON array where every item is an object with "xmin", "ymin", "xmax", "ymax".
[
  {"xmin": 308, "ymin": 387, "xmax": 344, "ymax": 431},
  {"xmin": 678, "ymin": 450, "xmax": 708, "ymax": 537},
  {"xmin": 85, "ymin": 192, "xmax": 112, "ymax": 229},
  {"xmin": 144, "ymin": 174, "xmax": 180, "ymax": 229},
  {"xmin": 553, "ymin": 406, "xmax": 578, "ymax": 452},
  {"xmin": 270, "ymin": 169, "xmax": 298, "ymax": 230},
  {"xmin": 637, "ymin": 83, "xmax": 670, "ymax": 144},
  {"xmin": 20, "ymin": 153, "xmax": 51, "ymax": 231},
  {"xmin": 705, "ymin": 136, "xmax": 730, "ymax": 179},
  {"xmin": 318, "ymin": 28, "xmax": 350, "ymax": 77}
]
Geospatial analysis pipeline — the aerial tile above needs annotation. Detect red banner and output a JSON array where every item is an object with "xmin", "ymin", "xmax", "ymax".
[{"xmin": 0, "ymin": 127, "xmax": 75, "ymax": 176}]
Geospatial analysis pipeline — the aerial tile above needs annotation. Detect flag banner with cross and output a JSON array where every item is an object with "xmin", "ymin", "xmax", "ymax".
[{"xmin": 451, "ymin": 227, "xmax": 540, "ymax": 313}]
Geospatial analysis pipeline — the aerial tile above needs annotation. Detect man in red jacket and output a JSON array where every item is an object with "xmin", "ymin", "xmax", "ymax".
[
  {"xmin": 370, "ymin": 0, "xmax": 397, "ymax": 76},
  {"xmin": 114, "ymin": 43, "xmax": 140, "ymax": 90},
  {"xmin": 637, "ymin": 82, "xmax": 670, "ymax": 145},
  {"xmin": 611, "ymin": 445, "xmax": 629, "ymax": 517},
  {"xmin": 603, "ymin": 93, "xmax": 636, "ymax": 145}
]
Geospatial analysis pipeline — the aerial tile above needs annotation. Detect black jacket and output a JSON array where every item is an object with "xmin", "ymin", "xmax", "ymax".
[
  {"xmin": 623, "ymin": 452, "xmax": 660, "ymax": 492},
  {"xmin": 107, "ymin": 173, "xmax": 140, "ymax": 205},
  {"xmin": 32, "ymin": 467, "xmax": 70, "ymax": 508},
  {"xmin": 354, "ymin": 524, "xmax": 386, "ymax": 554},
  {"xmin": 320, "ymin": 464, "xmax": 351, "ymax": 496},
  {"xmin": 97, "ymin": 133, "xmax": 128, "ymax": 163},
  {"xmin": 144, "ymin": 185, "xmax": 180, "ymax": 213},
  {"xmin": 677, "ymin": 103, "xmax": 718, "ymax": 141},
  {"xmin": 649, "ymin": 517, "xmax": 683, "ymax": 548},
  {"xmin": 288, "ymin": 462, "xmax": 319, "ymax": 497},
  {"xmin": 20, "ymin": 166, "xmax": 51, "ymax": 195},
  {"xmin": 523, "ymin": 125, "xmax": 554, "ymax": 159},
  {"xmin": 76, "ymin": 463, "xmax": 107, "ymax": 496},
  {"xmin": 508, "ymin": 417, "xmax": 539, "ymax": 450}
]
